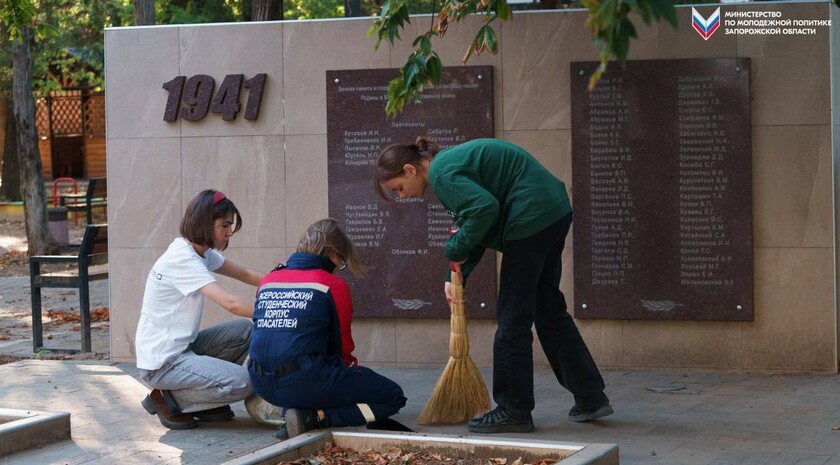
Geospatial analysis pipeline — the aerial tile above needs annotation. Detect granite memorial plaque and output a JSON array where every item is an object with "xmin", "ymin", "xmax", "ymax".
[
  {"xmin": 326, "ymin": 66, "xmax": 497, "ymax": 319},
  {"xmin": 571, "ymin": 58, "xmax": 752, "ymax": 321}
]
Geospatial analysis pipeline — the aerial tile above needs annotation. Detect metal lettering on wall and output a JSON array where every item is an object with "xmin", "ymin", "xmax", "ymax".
[
  {"xmin": 326, "ymin": 66, "xmax": 497, "ymax": 319},
  {"xmin": 162, "ymin": 73, "xmax": 266, "ymax": 122},
  {"xmin": 571, "ymin": 58, "xmax": 752, "ymax": 321}
]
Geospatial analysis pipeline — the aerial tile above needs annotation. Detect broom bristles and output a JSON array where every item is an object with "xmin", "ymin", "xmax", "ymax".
[
  {"xmin": 417, "ymin": 355, "xmax": 491, "ymax": 425},
  {"xmin": 417, "ymin": 264, "xmax": 490, "ymax": 425}
]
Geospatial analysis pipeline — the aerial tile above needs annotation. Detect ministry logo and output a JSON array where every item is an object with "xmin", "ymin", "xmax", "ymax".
[{"xmin": 692, "ymin": 7, "xmax": 721, "ymax": 40}]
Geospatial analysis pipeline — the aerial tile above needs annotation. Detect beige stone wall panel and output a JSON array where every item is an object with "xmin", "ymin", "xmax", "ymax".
[
  {"xmin": 109, "ymin": 247, "xmax": 165, "ymax": 361},
  {"xmin": 752, "ymin": 125, "xmax": 833, "ymax": 248},
  {"xmin": 737, "ymin": 3, "xmax": 831, "ymax": 127},
  {"xmin": 283, "ymin": 19, "xmax": 390, "ymax": 136},
  {"xmin": 284, "ymin": 135, "xmax": 329, "ymax": 248},
  {"xmin": 743, "ymin": 247, "xmax": 835, "ymax": 372},
  {"xmin": 180, "ymin": 135, "xmax": 287, "ymax": 248},
  {"xmin": 106, "ymin": 137, "xmax": 183, "ymax": 249},
  {"xmin": 104, "ymin": 27, "xmax": 181, "ymax": 139}
]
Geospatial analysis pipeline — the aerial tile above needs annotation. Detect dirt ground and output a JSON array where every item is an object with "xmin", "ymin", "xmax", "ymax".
[
  {"xmin": 0, "ymin": 215, "xmax": 109, "ymax": 364},
  {"xmin": 0, "ymin": 215, "xmax": 91, "ymax": 275}
]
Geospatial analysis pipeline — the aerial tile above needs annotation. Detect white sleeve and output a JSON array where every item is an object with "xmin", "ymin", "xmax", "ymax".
[
  {"xmin": 205, "ymin": 248, "xmax": 225, "ymax": 272},
  {"xmin": 170, "ymin": 250, "xmax": 217, "ymax": 296}
]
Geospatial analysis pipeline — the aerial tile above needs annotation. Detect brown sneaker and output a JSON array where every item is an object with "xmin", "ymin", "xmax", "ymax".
[
  {"xmin": 141, "ymin": 389, "xmax": 198, "ymax": 430},
  {"xmin": 193, "ymin": 405, "xmax": 235, "ymax": 422}
]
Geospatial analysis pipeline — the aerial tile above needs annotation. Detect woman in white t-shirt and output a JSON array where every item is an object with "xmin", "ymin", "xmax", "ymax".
[{"xmin": 135, "ymin": 189, "xmax": 262, "ymax": 430}]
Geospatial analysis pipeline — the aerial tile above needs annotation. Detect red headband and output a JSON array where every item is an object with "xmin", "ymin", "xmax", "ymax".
[{"xmin": 213, "ymin": 191, "xmax": 226, "ymax": 205}]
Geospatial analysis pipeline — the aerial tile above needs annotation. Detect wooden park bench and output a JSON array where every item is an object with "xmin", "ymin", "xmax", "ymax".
[
  {"xmin": 29, "ymin": 224, "xmax": 108, "ymax": 353},
  {"xmin": 60, "ymin": 177, "xmax": 107, "ymax": 225}
]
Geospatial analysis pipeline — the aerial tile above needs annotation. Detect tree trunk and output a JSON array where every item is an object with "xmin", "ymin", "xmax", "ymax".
[
  {"xmin": 1, "ymin": 103, "xmax": 21, "ymax": 202},
  {"xmin": 12, "ymin": 27, "xmax": 60, "ymax": 255},
  {"xmin": 252, "ymin": 0, "xmax": 283, "ymax": 21},
  {"xmin": 241, "ymin": 0, "xmax": 253, "ymax": 21},
  {"xmin": 133, "ymin": 0, "xmax": 156, "ymax": 26},
  {"xmin": 345, "ymin": 0, "xmax": 361, "ymax": 17}
]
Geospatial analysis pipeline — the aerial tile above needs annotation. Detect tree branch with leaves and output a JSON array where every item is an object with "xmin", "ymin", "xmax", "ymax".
[
  {"xmin": 369, "ymin": 0, "xmax": 678, "ymax": 116},
  {"xmin": 583, "ymin": 0, "xmax": 678, "ymax": 89},
  {"xmin": 368, "ymin": 0, "xmax": 511, "ymax": 117}
]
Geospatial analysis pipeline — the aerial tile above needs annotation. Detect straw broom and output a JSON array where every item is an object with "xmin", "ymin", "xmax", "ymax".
[{"xmin": 417, "ymin": 263, "xmax": 490, "ymax": 424}]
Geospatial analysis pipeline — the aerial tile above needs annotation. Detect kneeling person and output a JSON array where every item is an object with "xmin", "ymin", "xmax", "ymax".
[{"xmin": 248, "ymin": 218, "xmax": 407, "ymax": 438}]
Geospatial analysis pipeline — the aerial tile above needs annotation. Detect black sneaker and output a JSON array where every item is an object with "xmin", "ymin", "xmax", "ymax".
[
  {"xmin": 467, "ymin": 406, "xmax": 534, "ymax": 434},
  {"xmin": 284, "ymin": 408, "xmax": 322, "ymax": 438},
  {"xmin": 569, "ymin": 401, "xmax": 614, "ymax": 422}
]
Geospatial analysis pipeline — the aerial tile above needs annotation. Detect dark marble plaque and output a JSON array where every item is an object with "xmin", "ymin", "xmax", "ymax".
[
  {"xmin": 571, "ymin": 58, "xmax": 752, "ymax": 321},
  {"xmin": 326, "ymin": 66, "xmax": 497, "ymax": 319}
]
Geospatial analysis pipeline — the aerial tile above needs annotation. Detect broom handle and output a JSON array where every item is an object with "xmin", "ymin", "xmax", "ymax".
[{"xmin": 449, "ymin": 262, "xmax": 469, "ymax": 358}]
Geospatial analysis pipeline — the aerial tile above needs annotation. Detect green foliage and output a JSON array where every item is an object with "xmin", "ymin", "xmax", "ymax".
[
  {"xmin": 33, "ymin": 0, "xmax": 120, "ymax": 92},
  {"xmin": 583, "ymin": 0, "xmax": 678, "ymax": 89},
  {"xmin": 160, "ymin": 0, "xmax": 239, "ymax": 24},
  {"xmin": 0, "ymin": 0, "xmax": 59, "ymax": 42},
  {"xmin": 368, "ymin": 0, "xmax": 412, "ymax": 50},
  {"xmin": 285, "ymin": 0, "xmax": 344, "ymax": 20},
  {"xmin": 0, "ymin": 0, "xmax": 134, "ymax": 95},
  {"xmin": 371, "ymin": 0, "xmax": 682, "ymax": 115},
  {"xmin": 369, "ymin": 0, "xmax": 508, "ymax": 117}
]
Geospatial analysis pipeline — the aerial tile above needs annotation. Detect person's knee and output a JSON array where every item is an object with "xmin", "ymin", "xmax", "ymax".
[
  {"xmin": 224, "ymin": 370, "xmax": 254, "ymax": 400},
  {"xmin": 388, "ymin": 384, "xmax": 407, "ymax": 411},
  {"xmin": 229, "ymin": 385, "xmax": 253, "ymax": 402},
  {"xmin": 236, "ymin": 384, "xmax": 255, "ymax": 400},
  {"xmin": 231, "ymin": 319, "xmax": 253, "ymax": 341}
]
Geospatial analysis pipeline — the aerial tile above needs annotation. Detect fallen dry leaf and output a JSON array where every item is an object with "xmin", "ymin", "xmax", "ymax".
[
  {"xmin": 44, "ymin": 307, "xmax": 110, "ymax": 324},
  {"xmin": 274, "ymin": 443, "xmax": 560, "ymax": 465}
]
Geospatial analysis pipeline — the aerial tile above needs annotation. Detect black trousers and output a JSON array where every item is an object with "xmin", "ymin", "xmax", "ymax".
[{"xmin": 493, "ymin": 213, "xmax": 608, "ymax": 415}]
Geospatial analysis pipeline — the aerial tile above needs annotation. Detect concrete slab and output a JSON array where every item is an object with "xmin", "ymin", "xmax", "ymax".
[
  {"xmin": 0, "ymin": 408, "xmax": 71, "ymax": 457},
  {"xmin": 0, "ymin": 360, "xmax": 838, "ymax": 465}
]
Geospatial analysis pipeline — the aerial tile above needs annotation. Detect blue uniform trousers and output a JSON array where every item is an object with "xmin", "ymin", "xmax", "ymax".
[{"xmin": 249, "ymin": 354, "xmax": 406, "ymax": 427}]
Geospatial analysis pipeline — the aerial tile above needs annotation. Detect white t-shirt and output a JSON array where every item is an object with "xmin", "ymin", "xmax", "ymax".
[{"xmin": 135, "ymin": 237, "xmax": 225, "ymax": 370}]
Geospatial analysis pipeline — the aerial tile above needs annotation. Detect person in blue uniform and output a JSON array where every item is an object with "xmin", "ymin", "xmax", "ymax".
[{"xmin": 247, "ymin": 218, "xmax": 407, "ymax": 438}]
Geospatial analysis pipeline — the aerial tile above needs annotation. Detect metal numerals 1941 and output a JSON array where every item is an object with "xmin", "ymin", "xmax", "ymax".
[{"xmin": 162, "ymin": 73, "xmax": 266, "ymax": 122}]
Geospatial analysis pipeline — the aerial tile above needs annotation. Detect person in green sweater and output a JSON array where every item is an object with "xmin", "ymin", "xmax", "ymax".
[{"xmin": 374, "ymin": 137, "xmax": 613, "ymax": 434}]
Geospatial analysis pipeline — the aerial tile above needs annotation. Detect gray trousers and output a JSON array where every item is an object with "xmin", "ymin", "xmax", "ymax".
[{"xmin": 140, "ymin": 319, "xmax": 253, "ymax": 413}]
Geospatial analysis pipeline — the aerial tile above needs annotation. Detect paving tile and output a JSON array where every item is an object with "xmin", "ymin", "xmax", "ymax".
[{"xmin": 1, "ymin": 361, "xmax": 839, "ymax": 464}]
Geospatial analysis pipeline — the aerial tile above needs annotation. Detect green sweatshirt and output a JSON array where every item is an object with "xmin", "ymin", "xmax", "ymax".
[{"xmin": 428, "ymin": 138, "xmax": 572, "ymax": 280}]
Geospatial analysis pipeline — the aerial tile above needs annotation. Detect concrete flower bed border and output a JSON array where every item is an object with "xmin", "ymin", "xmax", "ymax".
[
  {"xmin": 224, "ymin": 430, "xmax": 619, "ymax": 465},
  {"xmin": 0, "ymin": 408, "xmax": 71, "ymax": 457}
]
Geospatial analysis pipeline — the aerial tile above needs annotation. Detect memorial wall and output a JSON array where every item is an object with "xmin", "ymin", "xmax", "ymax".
[
  {"xmin": 326, "ymin": 67, "xmax": 497, "ymax": 319},
  {"xmin": 105, "ymin": 2, "xmax": 839, "ymax": 373},
  {"xmin": 571, "ymin": 58, "xmax": 753, "ymax": 321}
]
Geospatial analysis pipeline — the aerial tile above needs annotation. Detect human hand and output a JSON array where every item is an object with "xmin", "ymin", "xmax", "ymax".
[
  {"xmin": 444, "ymin": 281, "xmax": 465, "ymax": 304},
  {"xmin": 445, "ymin": 262, "xmax": 466, "ymax": 304}
]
